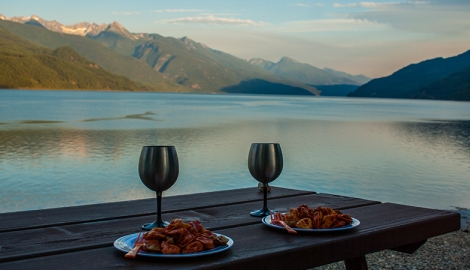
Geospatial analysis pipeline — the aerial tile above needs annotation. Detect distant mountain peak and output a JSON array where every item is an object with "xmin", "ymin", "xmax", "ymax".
[
  {"xmin": 0, "ymin": 14, "xmax": 130, "ymax": 38},
  {"xmin": 249, "ymin": 58, "xmax": 270, "ymax": 65},
  {"xmin": 180, "ymin": 36, "xmax": 198, "ymax": 44},
  {"xmin": 106, "ymin": 20, "xmax": 135, "ymax": 39},
  {"xmin": 180, "ymin": 36, "xmax": 208, "ymax": 47},
  {"xmin": 180, "ymin": 36, "xmax": 199, "ymax": 50},
  {"xmin": 85, "ymin": 23, "xmax": 108, "ymax": 37},
  {"xmin": 248, "ymin": 58, "xmax": 275, "ymax": 70},
  {"xmin": 249, "ymin": 56, "xmax": 369, "ymax": 86},
  {"xmin": 279, "ymin": 56, "xmax": 298, "ymax": 63},
  {"xmin": 323, "ymin": 67, "xmax": 370, "ymax": 85},
  {"xmin": 109, "ymin": 21, "xmax": 125, "ymax": 31}
]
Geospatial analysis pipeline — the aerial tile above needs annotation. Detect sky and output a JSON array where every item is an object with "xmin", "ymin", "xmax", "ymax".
[{"xmin": 2, "ymin": 0, "xmax": 470, "ymax": 78}]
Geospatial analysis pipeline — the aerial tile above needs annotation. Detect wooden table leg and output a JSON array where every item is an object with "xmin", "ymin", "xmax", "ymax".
[
  {"xmin": 344, "ymin": 256, "xmax": 368, "ymax": 270},
  {"xmin": 391, "ymin": 240, "xmax": 427, "ymax": 254}
]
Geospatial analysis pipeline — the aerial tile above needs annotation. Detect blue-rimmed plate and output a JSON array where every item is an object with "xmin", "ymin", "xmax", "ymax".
[
  {"xmin": 114, "ymin": 232, "xmax": 233, "ymax": 258},
  {"xmin": 262, "ymin": 214, "xmax": 360, "ymax": 232}
]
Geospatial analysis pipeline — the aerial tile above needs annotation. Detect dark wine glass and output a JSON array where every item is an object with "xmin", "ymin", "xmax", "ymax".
[
  {"xmin": 248, "ymin": 143, "xmax": 283, "ymax": 217},
  {"xmin": 138, "ymin": 146, "xmax": 179, "ymax": 230}
]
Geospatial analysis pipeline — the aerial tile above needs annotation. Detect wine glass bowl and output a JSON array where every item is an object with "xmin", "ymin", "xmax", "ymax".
[
  {"xmin": 248, "ymin": 143, "xmax": 283, "ymax": 217},
  {"xmin": 139, "ymin": 146, "xmax": 179, "ymax": 230}
]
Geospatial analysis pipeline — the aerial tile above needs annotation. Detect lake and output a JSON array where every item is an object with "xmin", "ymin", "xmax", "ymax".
[{"xmin": 1, "ymin": 89, "xmax": 469, "ymax": 213}]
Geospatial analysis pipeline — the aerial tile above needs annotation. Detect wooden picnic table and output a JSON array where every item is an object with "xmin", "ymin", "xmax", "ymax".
[{"xmin": 0, "ymin": 187, "xmax": 460, "ymax": 269}]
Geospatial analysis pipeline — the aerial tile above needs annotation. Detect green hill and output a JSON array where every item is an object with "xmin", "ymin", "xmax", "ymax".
[
  {"xmin": 348, "ymin": 50, "xmax": 470, "ymax": 100},
  {"xmin": 221, "ymin": 79, "xmax": 316, "ymax": 95},
  {"xmin": 0, "ymin": 26, "xmax": 144, "ymax": 90},
  {"xmin": 0, "ymin": 19, "xmax": 186, "ymax": 92},
  {"xmin": 87, "ymin": 22, "xmax": 144, "ymax": 56},
  {"xmin": 413, "ymin": 67, "xmax": 470, "ymax": 101}
]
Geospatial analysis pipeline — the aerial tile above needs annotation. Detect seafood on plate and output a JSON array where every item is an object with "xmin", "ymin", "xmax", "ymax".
[
  {"xmin": 140, "ymin": 218, "xmax": 229, "ymax": 254},
  {"xmin": 271, "ymin": 204, "xmax": 353, "ymax": 232}
]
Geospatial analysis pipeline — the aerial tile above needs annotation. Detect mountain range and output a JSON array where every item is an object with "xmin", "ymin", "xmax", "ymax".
[
  {"xmin": 0, "ymin": 25, "xmax": 147, "ymax": 91},
  {"xmin": 0, "ymin": 14, "xmax": 369, "ymax": 96},
  {"xmin": 1, "ymin": 14, "xmax": 468, "ymax": 101},
  {"xmin": 0, "ymin": 14, "xmax": 109, "ymax": 36},
  {"xmin": 348, "ymin": 50, "xmax": 470, "ymax": 101},
  {"xmin": 249, "ymin": 57, "xmax": 370, "ymax": 85}
]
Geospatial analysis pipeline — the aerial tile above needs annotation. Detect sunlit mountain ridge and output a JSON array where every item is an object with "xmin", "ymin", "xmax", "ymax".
[
  {"xmin": 0, "ymin": 25, "xmax": 148, "ymax": 91},
  {"xmin": 0, "ymin": 14, "xmax": 367, "ymax": 95},
  {"xmin": 1, "ymin": 14, "xmax": 468, "ymax": 100}
]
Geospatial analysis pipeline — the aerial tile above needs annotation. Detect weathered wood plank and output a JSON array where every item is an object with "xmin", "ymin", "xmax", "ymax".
[
  {"xmin": 0, "ymin": 193, "xmax": 378, "ymax": 263},
  {"xmin": 0, "ymin": 203, "xmax": 460, "ymax": 270},
  {"xmin": 342, "ymin": 203, "xmax": 461, "ymax": 253},
  {"xmin": 0, "ymin": 187, "xmax": 315, "ymax": 232}
]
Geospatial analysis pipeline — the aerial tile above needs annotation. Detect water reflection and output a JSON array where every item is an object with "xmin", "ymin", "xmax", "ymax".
[
  {"xmin": 1, "ymin": 118, "xmax": 470, "ymax": 213},
  {"xmin": 80, "ymin": 111, "xmax": 161, "ymax": 122},
  {"xmin": 394, "ymin": 120, "xmax": 470, "ymax": 155},
  {"xmin": 1, "ymin": 91, "xmax": 470, "ymax": 213}
]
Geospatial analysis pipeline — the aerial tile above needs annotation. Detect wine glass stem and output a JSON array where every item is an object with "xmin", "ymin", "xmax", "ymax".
[
  {"xmin": 156, "ymin": 191, "xmax": 163, "ymax": 225},
  {"xmin": 263, "ymin": 183, "xmax": 268, "ymax": 211}
]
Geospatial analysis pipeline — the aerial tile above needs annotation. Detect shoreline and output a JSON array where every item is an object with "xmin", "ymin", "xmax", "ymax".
[{"xmin": 455, "ymin": 208, "xmax": 470, "ymax": 231}]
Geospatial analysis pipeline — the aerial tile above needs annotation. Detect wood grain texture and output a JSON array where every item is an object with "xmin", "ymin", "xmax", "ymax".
[
  {"xmin": 0, "ymin": 192, "xmax": 378, "ymax": 263},
  {"xmin": 0, "ymin": 187, "xmax": 315, "ymax": 232},
  {"xmin": 0, "ymin": 188, "xmax": 460, "ymax": 270}
]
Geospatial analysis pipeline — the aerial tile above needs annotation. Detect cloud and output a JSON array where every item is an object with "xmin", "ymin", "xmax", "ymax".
[
  {"xmin": 111, "ymin": 11, "xmax": 141, "ymax": 15},
  {"xmin": 160, "ymin": 15, "xmax": 269, "ymax": 26},
  {"xmin": 155, "ymin": 9, "xmax": 204, "ymax": 13},
  {"xmin": 333, "ymin": 3, "xmax": 358, "ymax": 8},
  {"xmin": 333, "ymin": 1, "xmax": 428, "ymax": 9},
  {"xmin": 200, "ymin": 13, "xmax": 241, "ymax": 17},
  {"xmin": 282, "ymin": 18, "xmax": 389, "ymax": 32},
  {"xmin": 289, "ymin": 3, "xmax": 311, "ymax": 7},
  {"xmin": 288, "ymin": 3, "xmax": 327, "ymax": 7},
  {"xmin": 348, "ymin": 0, "xmax": 470, "ymax": 35},
  {"xmin": 359, "ymin": 1, "xmax": 429, "ymax": 8},
  {"xmin": 358, "ymin": 2, "xmax": 400, "ymax": 8}
]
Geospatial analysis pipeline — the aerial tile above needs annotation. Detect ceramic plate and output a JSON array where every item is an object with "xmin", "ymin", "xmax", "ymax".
[
  {"xmin": 262, "ymin": 214, "xmax": 360, "ymax": 232},
  {"xmin": 114, "ymin": 232, "xmax": 233, "ymax": 258}
]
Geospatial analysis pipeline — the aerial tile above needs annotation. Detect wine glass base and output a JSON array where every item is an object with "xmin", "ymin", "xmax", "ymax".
[
  {"xmin": 250, "ymin": 208, "xmax": 271, "ymax": 217},
  {"xmin": 142, "ymin": 220, "xmax": 169, "ymax": 230}
]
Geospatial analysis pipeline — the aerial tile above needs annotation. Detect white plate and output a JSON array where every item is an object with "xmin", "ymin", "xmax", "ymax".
[
  {"xmin": 114, "ymin": 232, "xmax": 233, "ymax": 258},
  {"xmin": 262, "ymin": 214, "xmax": 360, "ymax": 232}
]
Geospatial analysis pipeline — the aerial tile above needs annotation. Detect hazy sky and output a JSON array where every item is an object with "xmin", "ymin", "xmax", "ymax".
[{"xmin": 2, "ymin": 0, "xmax": 470, "ymax": 78}]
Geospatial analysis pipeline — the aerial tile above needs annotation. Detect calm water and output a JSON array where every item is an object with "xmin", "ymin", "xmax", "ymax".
[{"xmin": 1, "ymin": 89, "xmax": 469, "ymax": 213}]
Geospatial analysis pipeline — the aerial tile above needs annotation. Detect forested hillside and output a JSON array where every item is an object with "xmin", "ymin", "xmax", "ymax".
[
  {"xmin": 414, "ymin": 67, "xmax": 470, "ymax": 100},
  {"xmin": 0, "ymin": 26, "xmax": 144, "ymax": 91},
  {"xmin": 0, "ymin": 19, "xmax": 187, "ymax": 92},
  {"xmin": 348, "ymin": 50, "xmax": 470, "ymax": 101}
]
